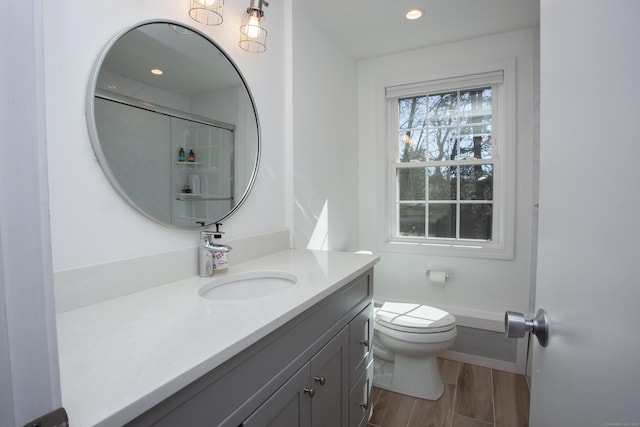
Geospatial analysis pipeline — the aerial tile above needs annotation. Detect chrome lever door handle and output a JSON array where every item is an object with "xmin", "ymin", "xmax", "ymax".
[{"xmin": 505, "ymin": 309, "xmax": 549, "ymax": 347}]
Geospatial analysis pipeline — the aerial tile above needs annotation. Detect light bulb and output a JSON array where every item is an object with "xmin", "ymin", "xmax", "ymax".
[
  {"xmin": 247, "ymin": 15, "xmax": 261, "ymax": 39},
  {"xmin": 405, "ymin": 8, "xmax": 424, "ymax": 20}
]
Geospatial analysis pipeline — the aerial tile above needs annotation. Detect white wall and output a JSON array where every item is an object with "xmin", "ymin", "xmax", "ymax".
[
  {"xmin": 43, "ymin": 0, "xmax": 290, "ymax": 271},
  {"xmin": 358, "ymin": 29, "xmax": 537, "ymax": 323},
  {"xmin": 291, "ymin": 4, "xmax": 359, "ymax": 251}
]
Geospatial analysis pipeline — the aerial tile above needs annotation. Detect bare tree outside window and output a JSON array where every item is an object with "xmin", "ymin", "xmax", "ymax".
[{"xmin": 395, "ymin": 86, "xmax": 494, "ymax": 241}]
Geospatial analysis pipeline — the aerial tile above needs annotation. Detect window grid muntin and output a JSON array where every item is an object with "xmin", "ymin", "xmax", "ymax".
[
  {"xmin": 393, "ymin": 84, "xmax": 496, "ymax": 243},
  {"xmin": 394, "ymin": 163, "xmax": 494, "ymax": 241}
]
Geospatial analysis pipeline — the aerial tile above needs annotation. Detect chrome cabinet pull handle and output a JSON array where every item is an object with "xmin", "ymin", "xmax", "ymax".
[
  {"xmin": 359, "ymin": 402, "xmax": 368, "ymax": 410},
  {"xmin": 314, "ymin": 376, "xmax": 326, "ymax": 386},
  {"xmin": 360, "ymin": 339, "xmax": 369, "ymax": 348},
  {"xmin": 304, "ymin": 387, "xmax": 316, "ymax": 398}
]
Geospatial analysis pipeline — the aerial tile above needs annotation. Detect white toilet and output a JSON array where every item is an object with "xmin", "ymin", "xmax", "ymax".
[{"xmin": 373, "ymin": 302, "xmax": 457, "ymax": 400}]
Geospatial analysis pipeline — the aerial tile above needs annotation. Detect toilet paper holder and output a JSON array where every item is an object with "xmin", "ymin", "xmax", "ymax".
[{"xmin": 425, "ymin": 270, "xmax": 450, "ymax": 279}]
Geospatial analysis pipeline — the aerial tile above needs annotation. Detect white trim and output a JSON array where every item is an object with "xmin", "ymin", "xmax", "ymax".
[
  {"xmin": 283, "ymin": 0, "xmax": 295, "ymax": 248},
  {"xmin": 0, "ymin": 0, "xmax": 61, "ymax": 424},
  {"xmin": 442, "ymin": 349, "xmax": 526, "ymax": 375},
  {"xmin": 376, "ymin": 59, "xmax": 517, "ymax": 260},
  {"xmin": 385, "ymin": 70, "xmax": 504, "ymax": 99}
]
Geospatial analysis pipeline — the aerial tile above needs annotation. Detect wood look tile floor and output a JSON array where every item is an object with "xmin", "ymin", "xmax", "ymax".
[{"xmin": 367, "ymin": 359, "xmax": 530, "ymax": 427}]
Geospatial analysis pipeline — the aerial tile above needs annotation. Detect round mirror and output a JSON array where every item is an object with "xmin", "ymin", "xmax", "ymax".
[{"xmin": 87, "ymin": 21, "xmax": 260, "ymax": 228}]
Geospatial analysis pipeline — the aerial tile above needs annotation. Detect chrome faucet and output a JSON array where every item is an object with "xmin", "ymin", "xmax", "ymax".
[{"xmin": 199, "ymin": 230, "xmax": 232, "ymax": 278}]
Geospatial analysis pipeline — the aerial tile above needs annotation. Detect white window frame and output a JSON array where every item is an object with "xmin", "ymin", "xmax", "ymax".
[{"xmin": 380, "ymin": 62, "xmax": 516, "ymax": 259}]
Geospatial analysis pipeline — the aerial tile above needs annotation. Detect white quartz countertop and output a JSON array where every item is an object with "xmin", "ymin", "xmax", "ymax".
[{"xmin": 56, "ymin": 249, "xmax": 378, "ymax": 427}]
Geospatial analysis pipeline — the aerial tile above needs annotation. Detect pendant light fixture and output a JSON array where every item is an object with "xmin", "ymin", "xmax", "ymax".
[
  {"xmin": 189, "ymin": 0, "xmax": 224, "ymax": 26},
  {"xmin": 238, "ymin": 0, "xmax": 269, "ymax": 53}
]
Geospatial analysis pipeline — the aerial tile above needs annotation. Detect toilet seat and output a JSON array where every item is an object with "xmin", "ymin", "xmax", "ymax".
[{"xmin": 375, "ymin": 302, "xmax": 456, "ymax": 333}]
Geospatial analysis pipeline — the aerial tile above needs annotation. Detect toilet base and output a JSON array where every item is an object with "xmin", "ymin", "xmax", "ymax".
[{"xmin": 373, "ymin": 355, "xmax": 444, "ymax": 400}]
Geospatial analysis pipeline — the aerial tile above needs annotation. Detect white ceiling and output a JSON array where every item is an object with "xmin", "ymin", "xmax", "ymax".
[{"xmin": 295, "ymin": 0, "xmax": 540, "ymax": 60}]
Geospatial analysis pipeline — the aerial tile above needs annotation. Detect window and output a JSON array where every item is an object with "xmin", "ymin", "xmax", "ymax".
[{"xmin": 385, "ymin": 70, "xmax": 515, "ymax": 258}]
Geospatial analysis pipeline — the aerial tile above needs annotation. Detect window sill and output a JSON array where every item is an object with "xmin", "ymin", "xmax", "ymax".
[{"xmin": 380, "ymin": 239, "xmax": 514, "ymax": 260}]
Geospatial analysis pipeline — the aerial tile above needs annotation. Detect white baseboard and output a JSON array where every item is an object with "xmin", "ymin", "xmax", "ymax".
[{"xmin": 441, "ymin": 350, "xmax": 525, "ymax": 374}]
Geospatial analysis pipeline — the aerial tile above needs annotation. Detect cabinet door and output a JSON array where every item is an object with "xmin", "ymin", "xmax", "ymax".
[
  {"xmin": 241, "ymin": 364, "xmax": 312, "ymax": 427},
  {"xmin": 310, "ymin": 327, "xmax": 349, "ymax": 427}
]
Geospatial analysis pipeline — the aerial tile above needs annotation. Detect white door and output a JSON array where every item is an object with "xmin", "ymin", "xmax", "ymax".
[{"xmin": 530, "ymin": 1, "xmax": 640, "ymax": 425}]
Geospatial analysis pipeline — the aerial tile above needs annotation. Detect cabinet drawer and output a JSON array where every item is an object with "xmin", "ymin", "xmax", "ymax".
[
  {"xmin": 349, "ymin": 304, "xmax": 372, "ymax": 388},
  {"xmin": 348, "ymin": 360, "xmax": 373, "ymax": 427}
]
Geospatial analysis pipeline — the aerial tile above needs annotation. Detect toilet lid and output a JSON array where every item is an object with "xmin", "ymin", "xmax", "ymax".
[{"xmin": 375, "ymin": 302, "xmax": 456, "ymax": 333}]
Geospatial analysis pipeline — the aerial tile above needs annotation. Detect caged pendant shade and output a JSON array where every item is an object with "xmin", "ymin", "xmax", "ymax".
[
  {"xmin": 239, "ymin": 0, "xmax": 269, "ymax": 53},
  {"xmin": 189, "ymin": 0, "xmax": 224, "ymax": 26}
]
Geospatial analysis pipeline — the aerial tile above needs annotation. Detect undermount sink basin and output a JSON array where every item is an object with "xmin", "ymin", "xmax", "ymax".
[{"xmin": 199, "ymin": 271, "xmax": 298, "ymax": 301}]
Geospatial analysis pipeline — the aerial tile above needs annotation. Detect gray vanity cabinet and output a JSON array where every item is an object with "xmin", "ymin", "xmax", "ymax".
[
  {"xmin": 126, "ymin": 269, "xmax": 373, "ymax": 427},
  {"xmin": 242, "ymin": 327, "xmax": 349, "ymax": 427}
]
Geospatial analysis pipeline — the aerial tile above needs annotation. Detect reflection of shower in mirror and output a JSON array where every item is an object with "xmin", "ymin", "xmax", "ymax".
[{"xmin": 86, "ymin": 21, "xmax": 260, "ymax": 229}]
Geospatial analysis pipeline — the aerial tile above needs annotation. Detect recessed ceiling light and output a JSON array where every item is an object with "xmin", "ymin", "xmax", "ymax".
[
  {"xmin": 405, "ymin": 8, "xmax": 424, "ymax": 20},
  {"xmin": 150, "ymin": 68, "xmax": 164, "ymax": 75}
]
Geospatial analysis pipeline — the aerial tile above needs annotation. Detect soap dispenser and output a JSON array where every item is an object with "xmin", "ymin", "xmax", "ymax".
[
  {"xmin": 198, "ymin": 224, "xmax": 232, "ymax": 278},
  {"xmin": 211, "ymin": 223, "xmax": 229, "ymax": 273}
]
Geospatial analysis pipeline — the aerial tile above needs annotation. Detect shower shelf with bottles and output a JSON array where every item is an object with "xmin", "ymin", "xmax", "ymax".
[{"xmin": 171, "ymin": 118, "xmax": 235, "ymax": 227}]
